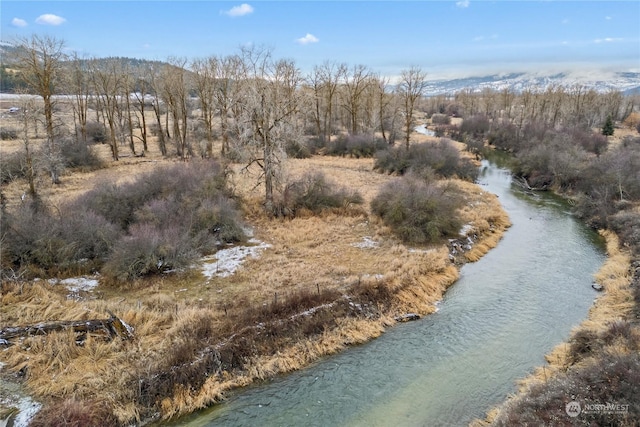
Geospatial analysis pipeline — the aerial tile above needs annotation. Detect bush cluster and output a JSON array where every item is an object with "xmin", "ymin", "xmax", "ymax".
[
  {"xmin": 59, "ymin": 138, "xmax": 104, "ymax": 171},
  {"xmin": 1, "ymin": 160, "xmax": 245, "ymax": 281},
  {"xmin": 371, "ymin": 176, "xmax": 464, "ymax": 244},
  {"xmin": 284, "ymin": 138, "xmax": 313, "ymax": 159},
  {"xmin": 276, "ymin": 171, "xmax": 363, "ymax": 217},
  {"xmin": 493, "ymin": 352, "xmax": 640, "ymax": 426},
  {"xmin": 430, "ymin": 113, "xmax": 451, "ymax": 125},
  {"xmin": 30, "ymin": 398, "xmax": 119, "ymax": 427},
  {"xmin": 324, "ymin": 134, "xmax": 388, "ymax": 158},
  {"xmin": 374, "ymin": 139, "xmax": 479, "ymax": 181},
  {"xmin": 84, "ymin": 121, "xmax": 107, "ymax": 143},
  {"xmin": 459, "ymin": 114, "xmax": 491, "ymax": 137},
  {"xmin": 0, "ymin": 151, "xmax": 26, "ymax": 184},
  {"xmin": 0, "ymin": 127, "xmax": 18, "ymax": 140}
]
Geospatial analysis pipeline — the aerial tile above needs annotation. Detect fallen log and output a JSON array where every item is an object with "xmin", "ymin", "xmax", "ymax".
[
  {"xmin": 395, "ymin": 313, "xmax": 421, "ymax": 322},
  {"xmin": 0, "ymin": 312, "xmax": 133, "ymax": 344}
]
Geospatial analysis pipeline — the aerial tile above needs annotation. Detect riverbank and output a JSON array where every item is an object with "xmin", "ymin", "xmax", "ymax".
[
  {"xmin": 472, "ymin": 217, "xmax": 639, "ymax": 423},
  {"xmin": 0, "ymin": 152, "xmax": 510, "ymax": 425}
]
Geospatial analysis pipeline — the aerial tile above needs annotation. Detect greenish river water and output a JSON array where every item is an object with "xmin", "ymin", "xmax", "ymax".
[{"xmin": 169, "ymin": 160, "xmax": 606, "ymax": 427}]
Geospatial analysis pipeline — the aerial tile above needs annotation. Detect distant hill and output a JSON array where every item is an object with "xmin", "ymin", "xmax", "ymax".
[
  {"xmin": 2, "ymin": 40, "xmax": 639, "ymax": 96},
  {"xmin": 422, "ymin": 71, "xmax": 640, "ymax": 96}
]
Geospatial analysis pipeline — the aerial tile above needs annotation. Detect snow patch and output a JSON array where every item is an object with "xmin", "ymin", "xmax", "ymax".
[
  {"xmin": 47, "ymin": 276, "xmax": 100, "ymax": 299},
  {"xmin": 459, "ymin": 223, "xmax": 474, "ymax": 237},
  {"xmin": 352, "ymin": 236, "xmax": 379, "ymax": 249},
  {"xmin": 0, "ymin": 393, "xmax": 41, "ymax": 427},
  {"xmin": 201, "ymin": 239, "xmax": 271, "ymax": 279}
]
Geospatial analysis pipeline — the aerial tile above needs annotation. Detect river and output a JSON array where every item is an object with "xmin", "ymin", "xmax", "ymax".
[{"xmin": 168, "ymin": 160, "xmax": 606, "ymax": 427}]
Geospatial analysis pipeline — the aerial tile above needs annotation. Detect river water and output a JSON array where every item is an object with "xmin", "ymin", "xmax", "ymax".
[{"xmin": 169, "ymin": 160, "xmax": 605, "ymax": 427}]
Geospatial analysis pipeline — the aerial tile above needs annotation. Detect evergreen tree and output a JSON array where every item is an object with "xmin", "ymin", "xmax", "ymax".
[{"xmin": 602, "ymin": 116, "xmax": 615, "ymax": 136}]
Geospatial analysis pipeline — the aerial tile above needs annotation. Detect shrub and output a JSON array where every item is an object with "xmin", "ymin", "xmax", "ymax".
[
  {"xmin": 3, "ymin": 160, "xmax": 245, "ymax": 280},
  {"xmin": 325, "ymin": 134, "xmax": 388, "ymax": 158},
  {"xmin": 371, "ymin": 176, "xmax": 464, "ymax": 244},
  {"xmin": 0, "ymin": 151, "xmax": 26, "ymax": 184},
  {"xmin": 608, "ymin": 210, "xmax": 640, "ymax": 255},
  {"xmin": 2, "ymin": 202, "xmax": 121, "ymax": 275},
  {"xmin": 487, "ymin": 120, "xmax": 519, "ymax": 151},
  {"xmin": 0, "ymin": 127, "xmax": 18, "ymax": 140},
  {"xmin": 60, "ymin": 138, "xmax": 104, "ymax": 171},
  {"xmin": 30, "ymin": 398, "xmax": 118, "ymax": 427},
  {"xmin": 277, "ymin": 171, "xmax": 363, "ymax": 217},
  {"xmin": 430, "ymin": 113, "xmax": 451, "ymax": 125},
  {"xmin": 102, "ymin": 224, "xmax": 197, "ymax": 281},
  {"xmin": 285, "ymin": 138, "xmax": 312, "ymax": 159},
  {"xmin": 85, "ymin": 121, "xmax": 107, "ymax": 143},
  {"xmin": 192, "ymin": 196, "xmax": 245, "ymax": 245},
  {"xmin": 493, "ymin": 353, "xmax": 640, "ymax": 426},
  {"xmin": 567, "ymin": 126, "xmax": 608, "ymax": 156},
  {"xmin": 514, "ymin": 136, "xmax": 589, "ymax": 190},
  {"xmin": 460, "ymin": 114, "xmax": 490, "ymax": 137},
  {"xmin": 374, "ymin": 139, "xmax": 478, "ymax": 181}
]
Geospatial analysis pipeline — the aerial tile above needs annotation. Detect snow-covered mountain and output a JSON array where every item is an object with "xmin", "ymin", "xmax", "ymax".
[{"xmin": 422, "ymin": 71, "xmax": 640, "ymax": 96}]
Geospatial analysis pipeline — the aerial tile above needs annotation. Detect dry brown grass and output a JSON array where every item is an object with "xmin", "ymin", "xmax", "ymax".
[{"xmin": 0, "ymin": 103, "xmax": 511, "ymax": 423}]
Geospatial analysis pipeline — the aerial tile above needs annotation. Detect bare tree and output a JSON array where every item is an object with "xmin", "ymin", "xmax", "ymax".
[
  {"xmin": 398, "ymin": 66, "xmax": 427, "ymax": 148},
  {"xmin": 66, "ymin": 53, "xmax": 91, "ymax": 143},
  {"xmin": 374, "ymin": 74, "xmax": 399, "ymax": 144},
  {"xmin": 17, "ymin": 98, "xmax": 42, "ymax": 200},
  {"xmin": 191, "ymin": 56, "xmax": 217, "ymax": 157},
  {"xmin": 342, "ymin": 64, "xmax": 371, "ymax": 135},
  {"xmin": 309, "ymin": 61, "xmax": 346, "ymax": 142},
  {"xmin": 145, "ymin": 64, "xmax": 168, "ymax": 156},
  {"xmin": 13, "ymin": 35, "xmax": 66, "ymax": 182},
  {"xmin": 90, "ymin": 58, "xmax": 125, "ymax": 161},
  {"xmin": 131, "ymin": 66, "xmax": 153, "ymax": 153},
  {"xmin": 214, "ymin": 54, "xmax": 243, "ymax": 157},
  {"xmin": 237, "ymin": 47, "xmax": 303, "ymax": 214},
  {"xmin": 160, "ymin": 57, "xmax": 191, "ymax": 160}
]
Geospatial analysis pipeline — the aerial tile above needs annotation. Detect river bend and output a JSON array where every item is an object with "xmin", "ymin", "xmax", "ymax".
[{"xmin": 170, "ymin": 160, "xmax": 605, "ymax": 427}]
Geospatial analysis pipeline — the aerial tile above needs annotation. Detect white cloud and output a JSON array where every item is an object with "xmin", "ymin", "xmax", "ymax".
[
  {"xmin": 35, "ymin": 14, "xmax": 66, "ymax": 25},
  {"xmin": 456, "ymin": 0, "xmax": 470, "ymax": 8},
  {"xmin": 296, "ymin": 33, "xmax": 319, "ymax": 45},
  {"xmin": 12, "ymin": 18, "xmax": 28, "ymax": 27},
  {"xmin": 594, "ymin": 37, "xmax": 623, "ymax": 43},
  {"xmin": 472, "ymin": 34, "xmax": 497, "ymax": 42},
  {"xmin": 605, "ymin": 16, "xmax": 612, "ymax": 20},
  {"xmin": 562, "ymin": 18, "xmax": 569, "ymax": 24},
  {"xmin": 224, "ymin": 4, "xmax": 254, "ymax": 17}
]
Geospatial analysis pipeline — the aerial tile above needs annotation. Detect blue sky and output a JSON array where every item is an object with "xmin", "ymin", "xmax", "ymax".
[{"xmin": 2, "ymin": 1, "xmax": 639, "ymax": 79}]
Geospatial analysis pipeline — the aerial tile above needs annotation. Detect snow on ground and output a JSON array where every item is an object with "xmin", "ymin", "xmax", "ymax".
[
  {"xmin": 201, "ymin": 238, "xmax": 271, "ymax": 280},
  {"xmin": 459, "ymin": 223, "xmax": 474, "ymax": 237},
  {"xmin": 0, "ymin": 378, "xmax": 41, "ymax": 427},
  {"xmin": 6, "ymin": 397, "xmax": 41, "ymax": 427},
  {"xmin": 47, "ymin": 276, "xmax": 100, "ymax": 297},
  {"xmin": 46, "ymin": 276, "xmax": 100, "ymax": 299},
  {"xmin": 352, "ymin": 236, "xmax": 379, "ymax": 249}
]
